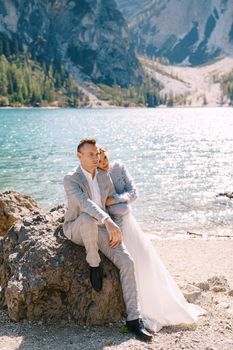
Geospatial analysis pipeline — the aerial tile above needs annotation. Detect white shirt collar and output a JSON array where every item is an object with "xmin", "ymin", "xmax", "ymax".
[{"xmin": 80, "ymin": 165, "xmax": 98, "ymax": 180}]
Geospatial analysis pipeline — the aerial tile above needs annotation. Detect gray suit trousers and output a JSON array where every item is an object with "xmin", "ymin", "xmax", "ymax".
[{"xmin": 64, "ymin": 212, "xmax": 140, "ymax": 321}]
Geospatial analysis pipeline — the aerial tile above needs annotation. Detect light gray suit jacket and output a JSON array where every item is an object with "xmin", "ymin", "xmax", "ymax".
[{"xmin": 63, "ymin": 166, "xmax": 116, "ymax": 237}]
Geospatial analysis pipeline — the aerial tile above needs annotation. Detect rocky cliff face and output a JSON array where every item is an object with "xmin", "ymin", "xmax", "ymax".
[
  {"xmin": 116, "ymin": 0, "xmax": 233, "ymax": 65},
  {"xmin": 0, "ymin": 0, "xmax": 143, "ymax": 87}
]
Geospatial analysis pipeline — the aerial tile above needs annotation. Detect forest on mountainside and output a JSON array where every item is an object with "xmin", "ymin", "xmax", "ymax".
[{"xmin": 0, "ymin": 40, "xmax": 89, "ymax": 107}]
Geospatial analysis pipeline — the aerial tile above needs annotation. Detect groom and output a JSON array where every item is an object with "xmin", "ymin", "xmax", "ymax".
[{"xmin": 63, "ymin": 138, "xmax": 152, "ymax": 341}]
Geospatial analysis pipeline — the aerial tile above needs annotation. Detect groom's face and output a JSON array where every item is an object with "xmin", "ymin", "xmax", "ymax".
[{"xmin": 77, "ymin": 143, "xmax": 99, "ymax": 172}]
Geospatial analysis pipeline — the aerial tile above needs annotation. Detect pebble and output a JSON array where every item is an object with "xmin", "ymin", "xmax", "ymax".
[
  {"xmin": 216, "ymin": 302, "xmax": 230, "ymax": 309},
  {"xmin": 211, "ymin": 286, "xmax": 226, "ymax": 292},
  {"xmin": 225, "ymin": 325, "xmax": 232, "ymax": 330},
  {"xmin": 196, "ymin": 282, "xmax": 210, "ymax": 291},
  {"xmin": 104, "ymin": 340, "xmax": 113, "ymax": 346},
  {"xmin": 183, "ymin": 284, "xmax": 202, "ymax": 303},
  {"xmin": 192, "ymin": 339, "xmax": 200, "ymax": 343}
]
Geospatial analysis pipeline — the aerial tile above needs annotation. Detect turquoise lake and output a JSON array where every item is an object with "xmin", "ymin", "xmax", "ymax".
[{"xmin": 1, "ymin": 107, "xmax": 233, "ymax": 238}]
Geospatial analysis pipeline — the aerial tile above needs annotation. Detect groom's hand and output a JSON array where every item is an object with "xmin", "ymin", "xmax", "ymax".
[{"xmin": 104, "ymin": 217, "xmax": 122, "ymax": 248}]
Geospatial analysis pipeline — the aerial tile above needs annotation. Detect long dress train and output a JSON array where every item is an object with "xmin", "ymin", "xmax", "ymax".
[{"xmin": 122, "ymin": 212, "xmax": 205, "ymax": 332}]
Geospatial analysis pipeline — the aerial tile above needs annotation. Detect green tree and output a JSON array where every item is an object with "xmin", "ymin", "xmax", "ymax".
[
  {"xmin": 31, "ymin": 82, "xmax": 42, "ymax": 105},
  {"xmin": 0, "ymin": 55, "xmax": 8, "ymax": 95}
]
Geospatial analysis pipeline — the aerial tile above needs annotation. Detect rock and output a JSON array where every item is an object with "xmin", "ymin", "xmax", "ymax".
[
  {"xmin": 207, "ymin": 276, "xmax": 229, "ymax": 293},
  {"xmin": 191, "ymin": 338, "xmax": 200, "ymax": 343},
  {"xmin": 216, "ymin": 302, "xmax": 230, "ymax": 310},
  {"xmin": 212, "ymin": 286, "xmax": 227, "ymax": 293},
  {"xmin": 0, "ymin": 193, "xmax": 125, "ymax": 324},
  {"xmin": 0, "ymin": 191, "xmax": 42, "ymax": 237},
  {"xmin": 225, "ymin": 324, "xmax": 232, "ymax": 330},
  {"xmin": 217, "ymin": 192, "xmax": 233, "ymax": 199},
  {"xmin": 183, "ymin": 284, "xmax": 202, "ymax": 303},
  {"xmin": 195, "ymin": 281, "xmax": 210, "ymax": 291},
  {"xmin": 228, "ymin": 290, "xmax": 233, "ymax": 297}
]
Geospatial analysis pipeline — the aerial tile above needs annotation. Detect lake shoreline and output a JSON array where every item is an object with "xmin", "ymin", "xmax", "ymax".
[{"xmin": 0, "ymin": 105, "xmax": 232, "ymax": 109}]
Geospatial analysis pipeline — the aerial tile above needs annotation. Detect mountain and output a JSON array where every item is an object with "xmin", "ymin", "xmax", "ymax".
[
  {"xmin": 141, "ymin": 55, "xmax": 233, "ymax": 106},
  {"xmin": 115, "ymin": 0, "xmax": 233, "ymax": 65},
  {"xmin": 0, "ymin": 0, "xmax": 143, "ymax": 87}
]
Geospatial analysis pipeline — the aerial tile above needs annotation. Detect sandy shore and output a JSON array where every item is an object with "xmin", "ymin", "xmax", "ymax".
[
  {"xmin": 1, "ymin": 238, "xmax": 233, "ymax": 350},
  {"xmin": 155, "ymin": 239, "xmax": 233, "ymax": 287}
]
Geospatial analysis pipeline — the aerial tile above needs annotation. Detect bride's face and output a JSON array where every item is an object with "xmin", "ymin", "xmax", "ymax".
[{"xmin": 98, "ymin": 151, "xmax": 109, "ymax": 171}]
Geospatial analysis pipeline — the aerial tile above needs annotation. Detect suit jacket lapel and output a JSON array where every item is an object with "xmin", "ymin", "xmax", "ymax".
[{"xmin": 76, "ymin": 166, "xmax": 92, "ymax": 198}]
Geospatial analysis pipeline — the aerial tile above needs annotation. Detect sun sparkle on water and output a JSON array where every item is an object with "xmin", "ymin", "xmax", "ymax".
[{"xmin": 1, "ymin": 107, "xmax": 233, "ymax": 238}]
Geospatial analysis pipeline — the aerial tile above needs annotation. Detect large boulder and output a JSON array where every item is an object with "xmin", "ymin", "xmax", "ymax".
[{"xmin": 0, "ymin": 192, "xmax": 125, "ymax": 324}]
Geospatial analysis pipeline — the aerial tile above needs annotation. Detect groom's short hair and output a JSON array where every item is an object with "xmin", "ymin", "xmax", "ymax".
[{"xmin": 77, "ymin": 138, "xmax": 96, "ymax": 152}]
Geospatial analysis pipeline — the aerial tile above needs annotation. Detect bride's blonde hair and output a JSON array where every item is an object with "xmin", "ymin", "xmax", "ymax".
[{"xmin": 98, "ymin": 146, "xmax": 108, "ymax": 155}]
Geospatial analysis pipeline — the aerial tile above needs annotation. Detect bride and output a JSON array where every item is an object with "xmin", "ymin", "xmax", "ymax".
[{"xmin": 98, "ymin": 148, "xmax": 205, "ymax": 332}]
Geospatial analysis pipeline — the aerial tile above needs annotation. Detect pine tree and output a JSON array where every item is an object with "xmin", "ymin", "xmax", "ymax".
[
  {"xmin": 0, "ymin": 55, "xmax": 8, "ymax": 95},
  {"xmin": 31, "ymin": 82, "xmax": 42, "ymax": 105}
]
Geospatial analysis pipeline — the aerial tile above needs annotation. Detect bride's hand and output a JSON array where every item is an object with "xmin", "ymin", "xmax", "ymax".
[
  {"xmin": 104, "ymin": 217, "xmax": 122, "ymax": 248},
  {"xmin": 106, "ymin": 197, "xmax": 116, "ymax": 206}
]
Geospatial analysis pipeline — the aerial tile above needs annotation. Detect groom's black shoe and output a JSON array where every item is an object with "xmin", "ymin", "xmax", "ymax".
[
  {"xmin": 126, "ymin": 318, "xmax": 152, "ymax": 342},
  {"xmin": 89, "ymin": 266, "xmax": 102, "ymax": 292}
]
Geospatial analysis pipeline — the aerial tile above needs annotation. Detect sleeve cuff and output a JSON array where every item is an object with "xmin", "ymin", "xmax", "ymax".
[
  {"xmin": 101, "ymin": 213, "xmax": 110, "ymax": 224},
  {"xmin": 113, "ymin": 193, "xmax": 128, "ymax": 203}
]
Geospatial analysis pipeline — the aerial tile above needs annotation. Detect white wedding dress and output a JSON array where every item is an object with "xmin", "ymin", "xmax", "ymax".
[
  {"xmin": 122, "ymin": 213, "xmax": 204, "ymax": 331},
  {"xmin": 108, "ymin": 162, "xmax": 205, "ymax": 332}
]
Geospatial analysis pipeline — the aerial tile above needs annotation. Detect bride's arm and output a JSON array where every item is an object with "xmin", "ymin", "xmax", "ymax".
[{"xmin": 114, "ymin": 164, "xmax": 138, "ymax": 204}]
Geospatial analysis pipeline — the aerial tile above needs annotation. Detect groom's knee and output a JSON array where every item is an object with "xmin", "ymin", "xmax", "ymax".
[{"xmin": 79, "ymin": 212, "xmax": 97, "ymax": 228}]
